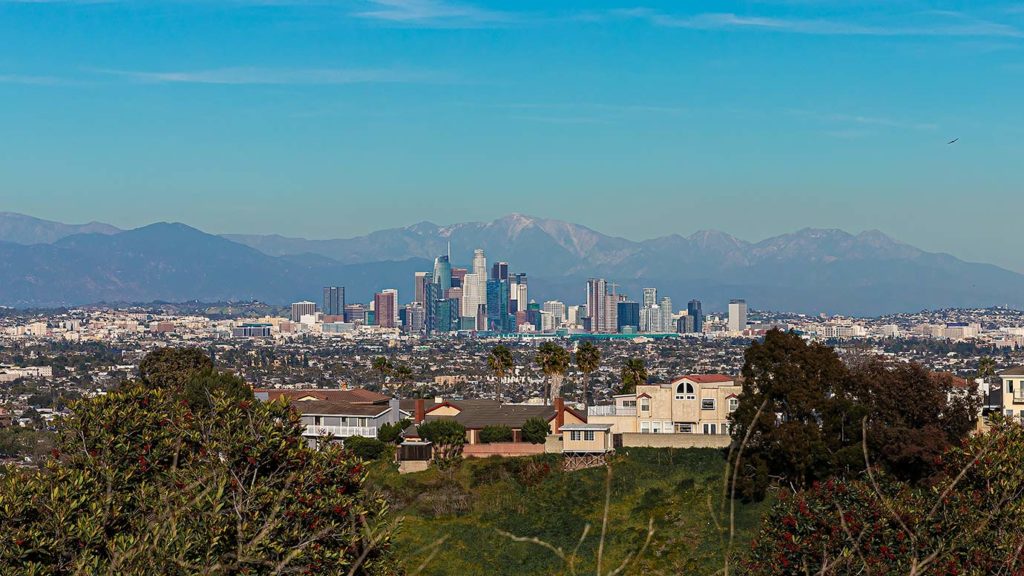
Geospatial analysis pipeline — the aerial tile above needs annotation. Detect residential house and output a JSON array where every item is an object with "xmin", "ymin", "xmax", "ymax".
[
  {"xmin": 401, "ymin": 397, "xmax": 586, "ymax": 445},
  {"xmin": 588, "ymin": 374, "xmax": 742, "ymax": 435},
  {"xmin": 255, "ymin": 388, "xmax": 405, "ymax": 444},
  {"xmin": 998, "ymin": 366, "xmax": 1024, "ymax": 423}
]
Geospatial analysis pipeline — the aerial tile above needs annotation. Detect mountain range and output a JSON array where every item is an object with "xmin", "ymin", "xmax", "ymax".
[{"xmin": 1, "ymin": 212, "xmax": 1022, "ymax": 316}]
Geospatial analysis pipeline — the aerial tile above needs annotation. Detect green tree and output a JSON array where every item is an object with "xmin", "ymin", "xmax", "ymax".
[
  {"xmin": 521, "ymin": 417, "xmax": 550, "ymax": 445},
  {"xmin": 392, "ymin": 364, "xmax": 413, "ymax": 395},
  {"xmin": 574, "ymin": 341, "xmax": 601, "ymax": 407},
  {"xmin": 0, "ymin": 382, "xmax": 399, "ymax": 574},
  {"xmin": 487, "ymin": 345, "xmax": 515, "ymax": 404},
  {"xmin": 344, "ymin": 436, "xmax": 390, "ymax": 461},
  {"xmin": 978, "ymin": 355, "xmax": 998, "ymax": 382},
  {"xmin": 618, "ymin": 358, "xmax": 647, "ymax": 395},
  {"xmin": 377, "ymin": 419, "xmax": 411, "ymax": 444},
  {"xmin": 416, "ymin": 419, "xmax": 466, "ymax": 469},
  {"xmin": 535, "ymin": 342, "xmax": 570, "ymax": 405},
  {"xmin": 138, "ymin": 347, "xmax": 213, "ymax": 389},
  {"xmin": 479, "ymin": 425, "xmax": 514, "ymax": 444}
]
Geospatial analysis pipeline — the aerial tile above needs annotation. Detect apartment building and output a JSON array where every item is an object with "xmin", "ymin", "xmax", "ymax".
[
  {"xmin": 588, "ymin": 374, "xmax": 741, "ymax": 435},
  {"xmin": 998, "ymin": 366, "xmax": 1024, "ymax": 421}
]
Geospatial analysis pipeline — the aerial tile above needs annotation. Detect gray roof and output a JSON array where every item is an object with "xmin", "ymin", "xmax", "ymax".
[{"xmin": 999, "ymin": 366, "xmax": 1024, "ymax": 377}]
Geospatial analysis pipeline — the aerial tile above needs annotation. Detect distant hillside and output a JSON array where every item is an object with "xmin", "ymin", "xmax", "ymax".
[
  {"xmin": 3, "ymin": 212, "xmax": 1024, "ymax": 314},
  {"xmin": 0, "ymin": 212, "xmax": 120, "ymax": 245}
]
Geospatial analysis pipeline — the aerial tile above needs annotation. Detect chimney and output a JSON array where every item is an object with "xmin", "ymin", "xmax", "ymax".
[
  {"xmin": 415, "ymin": 398, "xmax": 425, "ymax": 424},
  {"xmin": 554, "ymin": 397, "xmax": 564, "ymax": 432}
]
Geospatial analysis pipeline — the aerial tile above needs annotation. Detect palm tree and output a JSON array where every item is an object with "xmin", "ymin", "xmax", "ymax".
[
  {"xmin": 575, "ymin": 341, "xmax": 601, "ymax": 408},
  {"xmin": 619, "ymin": 358, "xmax": 647, "ymax": 395},
  {"xmin": 487, "ymin": 345, "xmax": 515, "ymax": 404},
  {"xmin": 393, "ymin": 363, "xmax": 414, "ymax": 396},
  {"xmin": 535, "ymin": 342, "xmax": 571, "ymax": 405},
  {"xmin": 371, "ymin": 356, "xmax": 393, "ymax": 391},
  {"xmin": 978, "ymin": 356, "xmax": 997, "ymax": 382}
]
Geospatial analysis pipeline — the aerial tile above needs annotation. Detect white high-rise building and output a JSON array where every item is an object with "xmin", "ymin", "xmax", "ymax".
[
  {"xmin": 586, "ymin": 278, "xmax": 618, "ymax": 334},
  {"xmin": 659, "ymin": 297, "xmax": 673, "ymax": 334},
  {"xmin": 471, "ymin": 248, "xmax": 488, "ymax": 320},
  {"xmin": 542, "ymin": 300, "xmax": 566, "ymax": 328},
  {"xmin": 728, "ymin": 299, "xmax": 748, "ymax": 333},
  {"xmin": 290, "ymin": 301, "xmax": 317, "ymax": 322},
  {"xmin": 642, "ymin": 288, "xmax": 658, "ymax": 309},
  {"xmin": 462, "ymin": 272, "xmax": 482, "ymax": 319}
]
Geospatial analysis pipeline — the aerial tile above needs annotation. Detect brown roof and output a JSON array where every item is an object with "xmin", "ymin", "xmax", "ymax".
[
  {"xmin": 999, "ymin": 366, "xmax": 1024, "ymax": 377},
  {"xmin": 257, "ymin": 388, "xmax": 390, "ymax": 404},
  {"xmin": 676, "ymin": 374, "xmax": 735, "ymax": 384},
  {"xmin": 290, "ymin": 400, "xmax": 391, "ymax": 417},
  {"xmin": 425, "ymin": 404, "xmax": 556, "ymax": 430}
]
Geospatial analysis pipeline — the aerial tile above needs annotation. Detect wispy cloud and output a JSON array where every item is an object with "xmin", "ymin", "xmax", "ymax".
[
  {"xmin": 93, "ymin": 66, "xmax": 451, "ymax": 85},
  {"xmin": 789, "ymin": 109, "xmax": 939, "ymax": 132},
  {"xmin": 614, "ymin": 8, "xmax": 1023, "ymax": 38},
  {"xmin": 354, "ymin": 0, "xmax": 515, "ymax": 27}
]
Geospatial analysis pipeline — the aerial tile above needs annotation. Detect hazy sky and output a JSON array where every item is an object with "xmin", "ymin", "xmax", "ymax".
[{"xmin": 1, "ymin": 0, "xmax": 1022, "ymax": 271}]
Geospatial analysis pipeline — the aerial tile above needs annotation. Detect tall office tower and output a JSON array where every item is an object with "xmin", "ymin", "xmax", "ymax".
[
  {"xmin": 403, "ymin": 303, "xmax": 425, "ymax": 334},
  {"xmin": 617, "ymin": 301, "xmax": 640, "ymax": 333},
  {"xmin": 433, "ymin": 255, "xmax": 452, "ymax": 292},
  {"xmin": 586, "ymin": 278, "xmax": 619, "ymax": 334},
  {"xmin": 542, "ymin": 300, "xmax": 566, "ymax": 327},
  {"xmin": 728, "ymin": 299, "xmax": 748, "ymax": 333},
  {"xmin": 373, "ymin": 291, "xmax": 397, "ymax": 328},
  {"xmin": 414, "ymin": 272, "xmax": 429, "ymax": 304},
  {"xmin": 491, "ymin": 261, "xmax": 509, "ymax": 281},
  {"xmin": 424, "ymin": 282, "xmax": 443, "ymax": 334},
  {"xmin": 290, "ymin": 301, "xmax": 317, "ymax": 322},
  {"xmin": 677, "ymin": 314, "xmax": 695, "ymax": 334},
  {"xmin": 687, "ymin": 299, "xmax": 704, "ymax": 333},
  {"xmin": 639, "ymin": 305, "xmax": 658, "ymax": 332},
  {"xmin": 451, "ymin": 267, "xmax": 467, "ymax": 289},
  {"xmin": 322, "ymin": 287, "xmax": 345, "ymax": 317},
  {"xmin": 445, "ymin": 287, "xmax": 463, "ymax": 321},
  {"xmin": 659, "ymin": 297, "xmax": 673, "ymax": 333},
  {"xmin": 509, "ymin": 273, "xmax": 528, "ymax": 313},
  {"xmin": 461, "ymin": 272, "xmax": 481, "ymax": 319},
  {"xmin": 382, "ymin": 288, "xmax": 399, "ymax": 324},
  {"xmin": 486, "ymin": 279, "xmax": 510, "ymax": 333},
  {"xmin": 642, "ymin": 288, "xmax": 658, "ymax": 309}
]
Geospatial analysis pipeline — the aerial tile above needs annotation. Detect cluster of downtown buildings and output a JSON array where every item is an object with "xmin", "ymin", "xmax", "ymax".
[{"xmin": 279, "ymin": 247, "xmax": 751, "ymax": 338}]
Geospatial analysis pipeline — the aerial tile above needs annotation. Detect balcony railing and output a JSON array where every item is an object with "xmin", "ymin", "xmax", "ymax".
[
  {"xmin": 303, "ymin": 425, "xmax": 378, "ymax": 438},
  {"xmin": 588, "ymin": 405, "xmax": 637, "ymax": 417}
]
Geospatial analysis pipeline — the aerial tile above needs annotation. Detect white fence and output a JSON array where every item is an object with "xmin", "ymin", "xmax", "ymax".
[
  {"xmin": 303, "ymin": 425, "xmax": 378, "ymax": 438},
  {"xmin": 587, "ymin": 405, "xmax": 637, "ymax": 417}
]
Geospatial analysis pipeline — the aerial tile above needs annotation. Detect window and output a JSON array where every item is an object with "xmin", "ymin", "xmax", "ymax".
[
  {"xmin": 640, "ymin": 421, "xmax": 650, "ymax": 434},
  {"xmin": 701, "ymin": 398, "xmax": 716, "ymax": 411},
  {"xmin": 674, "ymin": 423, "xmax": 693, "ymax": 433},
  {"xmin": 703, "ymin": 423, "xmax": 717, "ymax": 435},
  {"xmin": 570, "ymin": 431, "xmax": 581, "ymax": 441},
  {"xmin": 584, "ymin": 430, "xmax": 595, "ymax": 441},
  {"xmin": 640, "ymin": 398, "xmax": 650, "ymax": 412},
  {"xmin": 1007, "ymin": 410, "xmax": 1014, "ymax": 417},
  {"xmin": 675, "ymin": 382, "xmax": 696, "ymax": 400},
  {"xmin": 728, "ymin": 398, "xmax": 739, "ymax": 412},
  {"xmin": 651, "ymin": 421, "xmax": 661, "ymax": 434},
  {"xmin": 623, "ymin": 400, "xmax": 637, "ymax": 408}
]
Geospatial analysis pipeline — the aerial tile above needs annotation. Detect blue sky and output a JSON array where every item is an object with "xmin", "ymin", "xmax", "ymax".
[{"xmin": 1, "ymin": 0, "xmax": 1022, "ymax": 271}]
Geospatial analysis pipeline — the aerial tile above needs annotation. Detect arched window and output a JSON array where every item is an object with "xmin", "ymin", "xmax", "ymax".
[{"xmin": 675, "ymin": 382, "xmax": 695, "ymax": 400}]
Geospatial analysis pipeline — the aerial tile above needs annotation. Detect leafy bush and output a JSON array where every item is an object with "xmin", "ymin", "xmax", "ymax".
[
  {"xmin": 521, "ymin": 417, "xmax": 549, "ymax": 444},
  {"xmin": 0, "ymin": 382, "xmax": 400, "ymax": 575},
  {"xmin": 479, "ymin": 425, "xmax": 513, "ymax": 444},
  {"xmin": 346, "ymin": 436, "xmax": 391, "ymax": 461},
  {"xmin": 416, "ymin": 419, "xmax": 466, "ymax": 469},
  {"xmin": 377, "ymin": 418, "xmax": 411, "ymax": 444}
]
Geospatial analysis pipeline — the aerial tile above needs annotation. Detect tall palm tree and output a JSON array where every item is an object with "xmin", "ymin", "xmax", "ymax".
[
  {"xmin": 978, "ymin": 356, "xmax": 997, "ymax": 382},
  {"xmin": 487, "ymin": 345, "xmax": 515, "ymax": 404},
  {"xmin": 371, "ymin": 356, "xmax": 392, "ymax": 391},
  {"xmin": 393, "ymin": 363, "xmax": 414, "ymax": 396},
  {"xmin": 536, "ymin": 342, "xmax": 571, "ymax": 405},
  {"xmin": 575, "ymin": 341, "xmax": 601, "ymax": 408},
  {"xmin": 619, "ymin": 358, "xmax": 647, "ymax": 395}
]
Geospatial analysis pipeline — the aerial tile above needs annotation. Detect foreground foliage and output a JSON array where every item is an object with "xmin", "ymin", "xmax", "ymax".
[{"xmin": 0, "ymin": 382, "xmax": 399, "ymax": 575}]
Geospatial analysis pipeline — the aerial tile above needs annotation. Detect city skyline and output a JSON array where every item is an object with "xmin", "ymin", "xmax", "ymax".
[{"xmin": 1, "ymin": 1, "xmax": 1022, "ymax": 273}]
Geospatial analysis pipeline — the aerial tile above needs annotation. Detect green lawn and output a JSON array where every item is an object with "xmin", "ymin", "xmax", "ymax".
[{"xmin": 366, "ymin": 448, "xmax": 770, "ymax": 576}]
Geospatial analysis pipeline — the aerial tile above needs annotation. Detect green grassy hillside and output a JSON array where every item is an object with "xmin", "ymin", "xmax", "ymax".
[{"xmin": 366, "ymin": 448, "xmax": 770, "ymax": 575}]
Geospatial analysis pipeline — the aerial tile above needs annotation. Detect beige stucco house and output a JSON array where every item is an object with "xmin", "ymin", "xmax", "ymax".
[{"xmin": 588, "ymin": 374, "xmax": 741, "ymax": 436}]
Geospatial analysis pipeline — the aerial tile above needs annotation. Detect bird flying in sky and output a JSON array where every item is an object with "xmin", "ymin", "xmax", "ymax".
[{"xmin": 947, "ymin": 138, "xmax": 959, "ymax": 144}]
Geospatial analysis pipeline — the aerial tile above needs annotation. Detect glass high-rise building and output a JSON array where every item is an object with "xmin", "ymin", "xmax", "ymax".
[
  {"xmin": 433, "ymin": 255, "xmax": 452, "ymax": 292},
  {"xmin": 322, "ymin": 287, "xmax": 344, "ymax": 317},
  {"xmin": 687, "ymin": 299, "xmax": 704, "ymax": 333},
  {"xmin": 617, "ymin": 301, "xmax": 640, "ymax": 333},
  {"xmin": 486, "ymin": 279, "xmax": 511, "ymax": 333},
  {"xmin": 491, "ymin": 261, "xmax": 509, "ymax": 281}
]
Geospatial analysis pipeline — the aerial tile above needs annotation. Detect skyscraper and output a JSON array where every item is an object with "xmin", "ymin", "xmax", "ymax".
[
  {"xmin": 687, "ymin": 299, "xmax": 704, "ymax": 333},
  {"xmin": 659, "ymin": 296, "xmax": 673, "ymax": 333},
  {"xmin": 414, "ymin": 272, "xmax": 429, "ymax": 305},
  {"xmin": 617, "ymin": 301, "xmax": 640, "ymax": 333},
  {"xmin": 451, "ymin": 267, "xmax": 467, "ymax": 289},
  {"xmin": 461, "ymin": 272, "xmax": 482, "ymax": 320},
  {"xmin": 586, "ymin": 278, "xmax": 619, "ymax": 334},
  {"xmin": 290, "ymin": 301, "xmax": 316, "ymax": 322},
  {"xmin": 509, "ymin": 272, "xmax": 527, "ymax": 313},
  {"xmin": 642, "ymin": 288, "xmax": 658, "ymax": 309},
  {"xmin": 542, "ymin": 300, "xmax": 566, "ymax": 327},
  {"xmin": 728, "ymin": 299, "xmax": 748, "ymax": 333},
  {"xmin": 322, "ymin": 287, "xmax": 344, "ymax": 317},
  {"xmin": 373, "ymin": 291, "xmax": 397, "ymax": 328},
  {"xmin": 486, "ymin": 279, "xmax": 511, "ymax": 333},
  {"xmin": 433, "ymin": 255, "xmax": 452, "ymax": 292},
  {"xmin": 491, "ymin": 261, "xmax": 509, "ymax": 281}
]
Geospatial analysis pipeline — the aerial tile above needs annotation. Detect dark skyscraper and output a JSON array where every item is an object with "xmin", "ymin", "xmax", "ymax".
[
  {"xmin": 486, "ymin": 279, "xmax": 511, "ymax": 332},
  {"xmin": 322, "ymin": 286, "xmax": 344, "ymax": 317},
  {"xmin": 433, "ymin": 255, "xmax": 452, "ymax": 291},
  {"xmin": 687, "ymin": 299, "xmax": 704, "ymax": 333},
  {"xmin": 617, "ymin": 301, "xmax": 640, "ymax": 333},
  {"xmin": 491, "ymin": 261, "xmax": 509, "ymax": 281}
]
